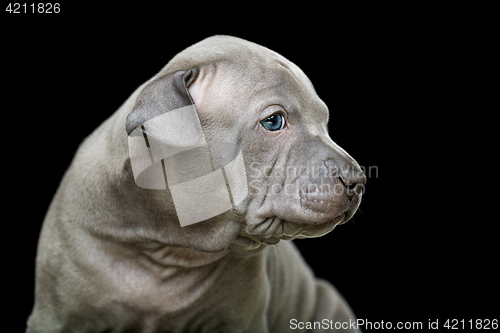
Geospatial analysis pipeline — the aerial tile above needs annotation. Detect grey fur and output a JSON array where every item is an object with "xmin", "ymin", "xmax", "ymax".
[{"xmin": 27, "ymin": 36, "xmax": 365, "ymax": 332}]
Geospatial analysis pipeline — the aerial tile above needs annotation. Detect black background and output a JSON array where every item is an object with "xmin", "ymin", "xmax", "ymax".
[{"xmin": 2, "ymin": 5, "xmax": 496, "ymax": 332}]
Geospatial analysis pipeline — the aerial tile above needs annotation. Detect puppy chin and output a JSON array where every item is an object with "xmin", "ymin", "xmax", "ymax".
[
  {"xmin": 296, "ymin": 215, "xmax": 344, "ymax": 238},
  {"xmin": 301, "ymin": 197, "xmax": 363, "ymax": 238}
]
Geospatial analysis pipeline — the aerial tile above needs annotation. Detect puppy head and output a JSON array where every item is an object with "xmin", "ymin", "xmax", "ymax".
[{"xmin": 125, "ymin": 36, "xmax": 365, "ymax": 253}]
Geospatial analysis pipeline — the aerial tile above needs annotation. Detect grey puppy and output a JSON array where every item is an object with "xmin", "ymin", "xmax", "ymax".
[{"xmin": 27, "ymin": 36, "xmax": 366, "ymax": 332}]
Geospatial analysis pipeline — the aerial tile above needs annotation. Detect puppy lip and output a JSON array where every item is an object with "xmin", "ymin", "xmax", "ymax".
[
  {"xmin": 299, "ymin": 196, "xmax": 346, "ymax": 221},
  {"xmin": 336, "ymin": 193, "xmax": 362, "ymax": 225},
  {"xmin": 244, "ymin": 197, "xmax": 356, "ymax": 240},
  {"xmin": 298, "ymin": 186, "xmax": 346, "ymax": 208},
  {"xmin": 244, "ymin": 215, "xmax": 345, "ymax": 241},
  {"xmin": 299, "ymin": 187, "xmax": 333, "ymax": 201},
  {"xmin": 244, "ymin": 217, "xmax": 303, "ymax": 240}
]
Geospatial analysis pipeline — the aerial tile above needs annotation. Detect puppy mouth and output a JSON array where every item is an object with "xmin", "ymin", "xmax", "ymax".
[
  {"xmin": 337, "ymin": 192, "xmax": 362, "ymax": 225},
  {"xmin": 231, "ymin": 210, "xmax": 347, "ymax": 252},
  {"xmin": 298, "ymin": 181, "xmax": 363, "ymax": 224},
  {"xmin": 298, "ymin": 185, "xmax": 350, "ymax": 218},
  {"xmin": 242, "ymin": 192, "xmax": 362, "ymax": 242},
  {"xmin": 243, "ymin": 212, "xmax": 346, "ymax": 242}
]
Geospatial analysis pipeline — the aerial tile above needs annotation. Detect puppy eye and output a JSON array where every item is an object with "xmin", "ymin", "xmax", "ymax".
[{"xmin": 260, "ymin": 114, "xmax": 285, "ymax": 131}]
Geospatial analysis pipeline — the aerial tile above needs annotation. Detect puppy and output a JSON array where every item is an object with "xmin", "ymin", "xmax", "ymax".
[{"xmin": 27, "ymin": 35, "xmax": 365, "ymax": 332}]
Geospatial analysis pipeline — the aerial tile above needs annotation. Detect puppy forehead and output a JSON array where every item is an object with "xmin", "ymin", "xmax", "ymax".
[
  {"xmin": 165, "ymin": 35, "xmax": 327, "ymax": 119},
  {"xmin": 244, "ymin": 61, "xmax": 328, "ymax": 121},
  {"xmin": 163, "ymin": 35, "xmax": 317, "ymax": 96},
  {"xmin": 215, "ymin": 59, "xmax": 319, "ymax": 103}
]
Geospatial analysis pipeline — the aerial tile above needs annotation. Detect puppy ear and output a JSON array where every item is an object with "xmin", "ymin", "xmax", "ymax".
[
  {"xmin": 126, "ymin": 68, "xmax": 198, "ymax": 135},
  {"xmin": 125, "ymin": 67, "xmax": 248, "ymax": 237}
]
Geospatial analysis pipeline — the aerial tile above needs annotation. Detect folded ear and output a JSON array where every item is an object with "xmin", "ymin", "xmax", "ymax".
[
  {"xmin": 126, "ymin": 68, "xmax": 198, "ymax": 135},
  {"xmin": 123, "ymin": 67, "xmax": 247, "ymax": 252}
]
